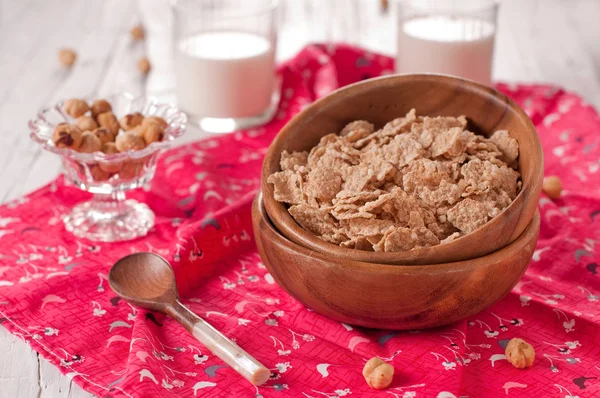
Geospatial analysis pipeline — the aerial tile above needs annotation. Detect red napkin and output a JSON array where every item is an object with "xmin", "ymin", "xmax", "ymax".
[{"xmin": 0, "ymin": 44, "xmax": 599, "ymax": 398}]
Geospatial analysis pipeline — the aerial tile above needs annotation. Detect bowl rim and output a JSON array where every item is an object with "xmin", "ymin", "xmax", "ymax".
[
  {"xmin": 28, "ymin": 92, "xmax": 188, "ymax": 164},
  {"xmin": 261, "ymin": 73, "xmax": 544, "ymax": 264},
  {"xmin": 254, "ymin": 191, "xmax": 541, "ymax": 272}
]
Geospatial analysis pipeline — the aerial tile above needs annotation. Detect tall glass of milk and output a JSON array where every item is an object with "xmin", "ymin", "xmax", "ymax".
[
  {"xmin": 172, "ymin": 0, "xmax": 279, "ymax": 133},
  {"xmin": 396, "ymin": 0, "xmax": 498, "ymax": 86}
]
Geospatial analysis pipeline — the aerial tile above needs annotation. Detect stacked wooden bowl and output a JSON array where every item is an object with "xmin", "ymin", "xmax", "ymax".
[{"xmin": 253, "ymin": 74, "xmax": 543, "ymax": 330}]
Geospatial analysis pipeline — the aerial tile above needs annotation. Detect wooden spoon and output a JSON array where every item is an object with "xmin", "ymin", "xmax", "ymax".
[{"xmin": 108, "ymin": 252, "xmax": 271, "ymax": 386}]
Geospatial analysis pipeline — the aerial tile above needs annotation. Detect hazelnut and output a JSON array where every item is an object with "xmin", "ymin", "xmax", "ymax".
[
  {"xmin": 362, "ymin": 358, "xmax": 394, "ymax": 390},
  {"xmin": 115, "ymin": 131, "xmax": 146, "ymax": 152},
  {"xmin": 78, "ymin": 131, "xmax": 102, "ymax": 153},
  {"xmin": 99, "ymin": 142, "xmax": 122, "ymax": 173},
  {"xmin": 542, "ymin": 176, "xmax": 562, "ymax": 199},
  {"xmin": 130, "ymin": 24, "xmax": 145, "ymax": 41},
  {"xmin": 101, "ymin": 142, "xmax": 119, "ymax": 155},
  {"xmin": 142, "ymin": 116, "xmax": 168, "ymax": 130},
  {"xmin": 137, "ymin": 57, "xmax": 151, "ymax": 75},
  {"xmin": 91, "ymin": 99, "xmax": 112, "ymax": 119},
  {"xmin": 381, "ymin": 0, "xmax": 388, "ymax": 12},
  {"xmin": 97, "ymin": 111, "xmax": 120, "ymax": 136},
  {"xmin": 505, "ymin": 338, "xmax": 535, "ymax": 369},
  {"xmin": 129, "ymin": 126, "xmax": 144, "ymax": 137},
  {"xmin": 63, "ymin": 98, "xmax": 89, "ymax": 118},
  {"xmin": 92, "ymin": 127, "xmax": 115, "ymax": 145},
  {"xmin": 118, "ymin": 161, "xmax": 144, "ymax": 180},
  {"xmin": 89, "ymin": 165, "xmax": 111, "ymax": 182},
  {"xmin": 75, "ymin": 116, "xmax": 98, "ymax": 131},
  {"xmin": 52, "ymin": 123, "xmax": 83, "ymax": 150},
  {"xmin": 119, "ymin": 112, "xmax": 144, "ymax": 131},
  {"xmin": 58, "ymin": 48, "xmax": 77, "ymax": 67},
  {"xmin": 139, "ymin": 123, "xmax": 164, "ymax": 145}
]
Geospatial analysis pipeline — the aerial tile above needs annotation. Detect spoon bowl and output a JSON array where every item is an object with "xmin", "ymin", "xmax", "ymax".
[
  {"xmin": 109, "ymin": 253, "xmax": 177, "ymax": 308},
  {"xmin": 108, "ymin": 252, "xmax": 271, "ymax": 386}
]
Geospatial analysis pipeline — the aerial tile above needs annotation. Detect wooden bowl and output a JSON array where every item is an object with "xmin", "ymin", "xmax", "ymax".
[
  {"xmin": 253, "ymin": 193, "xmax": 540, "ymax": 330},
  {"xmin": 261, "ymin": 74, "xmax": 543, "ymax": 264}
]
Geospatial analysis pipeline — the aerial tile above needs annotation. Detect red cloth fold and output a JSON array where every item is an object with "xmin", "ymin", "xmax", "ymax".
[{"xmin": 0, "ymin": 44, "xmax": 599, "ymax": 398}]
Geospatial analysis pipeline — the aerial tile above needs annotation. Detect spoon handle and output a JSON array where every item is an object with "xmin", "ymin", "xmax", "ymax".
[{"xmin": 168, "ymin": 301, "xmax": 271, "ymax": 386}]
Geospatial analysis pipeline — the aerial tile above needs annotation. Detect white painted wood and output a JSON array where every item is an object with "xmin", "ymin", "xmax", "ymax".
[
  {"xmin": 0, "ymin": 0, "xmax": 598, "ymax": 397},
  {"xmin": 0, "ymin": 326, "xmax": 41, "ymax": 397}
]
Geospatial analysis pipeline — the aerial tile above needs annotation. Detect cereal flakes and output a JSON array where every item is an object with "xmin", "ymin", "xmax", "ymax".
[{"xmin": 268, "ymin": 110, "xmax": 521, "ymax": 252}]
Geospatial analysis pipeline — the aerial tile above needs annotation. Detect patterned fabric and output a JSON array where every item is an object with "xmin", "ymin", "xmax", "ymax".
[{"xmin": 0, "ymin": 45, "xmax": 599, "ymax": 398}]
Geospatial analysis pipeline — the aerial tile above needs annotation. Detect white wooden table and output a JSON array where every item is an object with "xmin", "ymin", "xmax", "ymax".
[{"xmin": 0, "ymin": 0, "xmax": 599, "ymax": 396}]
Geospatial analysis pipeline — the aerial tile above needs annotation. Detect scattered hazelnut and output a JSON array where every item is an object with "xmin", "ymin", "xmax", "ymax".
[
  {"xmin": 381, "ymin": 0, "xmax": 389, "ymax": 12},
  {"xmin": 139, "ymin": 122, "xmax": 164, "ymax": 145},
  {"xmin": 137, "ymin": 57, "xmax": 151, "ymax": 75},
  {"xmin": 119, "ymin": 112, "xmax": 144, "ymax": 131},
  {"xmin": 115, "ymin": 131, "xmax": 146, "ymax": 152},
  {"xmin": 58, "ymin": 48, "xmax": 77, "ymax": 67},
  {"xmin": 118, "ymin": 161, "xmax": 144, "ymax": 180},
  {"xmin": 91, "ymin": 99, "xmax": 112, "ymax": 120},
  {"xmin": 97, "ymin": 111, "xmax": 120, "ymax": 136},
  {"xmin": 63, "ymin": 98, "xmax": 89, "ymax": 118},
  {"xmin": 52, "ymin": 123, "xmax": 83, "ymax": 150},
  {"xmin": 89, "ymin": 165, "xmax": 111, "ymax": 182},
  {"xmin": 99, "ymin": 142, "xmax": 122, "ymax": 173},
  {"xmin": 142, "ymin": 115, "xmax": 168, "ymax": 130},
  {"xmin": 362, "ymin": 358, "xmax": 394, "ymax": 390},
  {"xmin": 78, "ymin": 131, "xmax": 102, "ymax": 153},
  {"xmin": 75, "ymin": 116, "xmax": 98, "ymax": 131},
  {"xmin": 542, "ymin": 176, "xmax": 562, "ymax": 199},
  {"xmin": 93, "ymin": 127, "xmax": 114, "ymax": 145},
  {"xmin": 505, "ymin": 338, "xmax": 535, "ymax": 369},
  {"xmin": 130, "ymin": 24, "xmax": 145, "ymax": 41}
]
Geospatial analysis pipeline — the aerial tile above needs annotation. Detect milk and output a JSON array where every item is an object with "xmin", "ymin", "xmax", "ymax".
[
  {"xmin": 396, "ymin": 16, "xmax": 495, "ymax": 85},
  {"xmin": 175, "ymin": 32, "xmax": 275, "ymax": 119}
]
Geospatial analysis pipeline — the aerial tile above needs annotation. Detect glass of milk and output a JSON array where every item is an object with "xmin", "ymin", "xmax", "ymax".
[
  {"xmin": 172, "ymin": 0, "xmax": 279, "ymax": 133},
  {"xmin": 396, "ymin": 0, "xmax": 498, "ymax": 86}
]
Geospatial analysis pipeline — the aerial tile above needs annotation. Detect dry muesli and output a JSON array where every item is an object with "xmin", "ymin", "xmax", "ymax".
[{"xmin": 268, "ymin": 109, "xmax": 521, "ymax": 252}]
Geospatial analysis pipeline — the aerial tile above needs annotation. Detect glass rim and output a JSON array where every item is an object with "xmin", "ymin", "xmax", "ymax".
[
  {"xmin": 395, "ymin": 0, "xmax": 499, "ymax": 13},
  {"xmin": 170, "ymin": 0, "xmax": 279, "ymax": 18}
]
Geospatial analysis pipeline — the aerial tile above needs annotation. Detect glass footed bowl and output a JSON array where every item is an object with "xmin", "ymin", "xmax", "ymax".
[{"xmin": 29, "ymin": 92, "xmax": 187, "ymax": 242}]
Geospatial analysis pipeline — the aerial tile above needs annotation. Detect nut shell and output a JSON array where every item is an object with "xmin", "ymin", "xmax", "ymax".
[
  {"xmin": 119, "ymin": 112, "xmax": 144, "ymax": 131},
  {"xmin": 118, "ymin": 160, "xmax": 144, "ymax": 180},
  {"xmin": 52, "ymin": 123, "xmax": 83, "ymax": 150},
  {"xmin": 542, "ymin": 176, "xmax": 562, "ymax": 199},
  {"xmin": 101, "ymin": 142, "xmax": 119, "ymax": 155},
  {"xmin": 115, "ymin": 131, "xmax": 146, "ymax": 152},
  {"xmin": 93, "ymin": 127, "xmax": 114, "ymax": 145},
  {"xmin": 505, "ymin": 338, "xmax": 535, "ymax": 369},
  {"xmin": 362, "ymin": 358, "xmax": 394, "ymax": 390},
  {"xmin": 91, "ymin": 99, "xmax": 112, "ymax": 119},
  {"xmin": 78, "ymin": 131, "xmax": 102, "ymax": 153},
  {"xmin": 140, "ymin": 123, "xmax": 164, "ymax": 145},
  {"xmin": 130, "ymin": 24, "xmax": 145, "ymax": 41},
  {"xmin": 98, "ymin": 142, "xmax": 122, "ymax": 173},
  {"xmin": 89, "ymin": 165, "xmax": 111, "ymax": 182},
  {"xmin": 58, "ymin": 48, "xmax": 77, "ymax": 67},
  {"xmin": 63, "ymin": 99, "xmax": 89, "ymax": 118},
  {"xmin": 137, "ymin": 57, "xmax": 151, "ymax": 75},
  {"xmin": 75, "ymin": 116, "xmax": 98, "ymax": 131},
  {"xmin": 97, "ymin": 111, "xmax": 120, "ymax": 136},
  {"xmin": 142, "ymin": 116, "xmax": 168, "ymax": 130}
]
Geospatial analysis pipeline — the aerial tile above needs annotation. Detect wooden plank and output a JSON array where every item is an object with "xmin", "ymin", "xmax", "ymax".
[
  {"xmin": 496, "ymin": 0, "xmax": 600, "ymax": 109},
  {"xmin": 39, "ymin": 356, "xmax": 75, "ymax": 398},
  {"xmin": 0, "ymin": 326, "xmax": 41, "ymax": 397}
]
